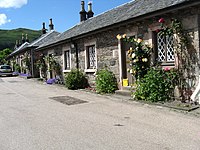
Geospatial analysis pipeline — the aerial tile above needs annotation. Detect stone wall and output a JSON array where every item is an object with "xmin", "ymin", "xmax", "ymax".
[{"xmin": 38, "ymin": 5, "xmax": 200, "ymax": 90}]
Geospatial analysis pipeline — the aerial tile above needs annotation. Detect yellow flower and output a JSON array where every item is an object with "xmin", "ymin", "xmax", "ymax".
[
  {"xmin": 116, "ymin": 34, "xmax": 122, "ymax": 40},
  {"xmin": 122, "ymin": 34, "xmax": 127, "ymax": 38},
  {"xmin": 131, "ymin": 53, "xmax": 136, "ymax": 58},
  {"xmin": 130, "ymin": 69, "xmax": 133, "ymax": 74},
  {"xmin": 142, "ymin": 58, "xmax": 148, "ymax": 62},
  {"xmin": 130, "ymin": 47, "xmax": 133, "ymax": 50},
  {"xmin": 137, "ymin": 38, "xmax": 143, "ymax": 43},
  {"xmin": 130, "ymin": 69, "xmax": 136, "ymax": 74}
]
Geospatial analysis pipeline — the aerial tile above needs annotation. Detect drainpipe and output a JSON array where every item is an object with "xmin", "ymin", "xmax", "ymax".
[
  {"xmin": 70, "ymin": 40, "xmax": 79, "ymax": 69},
  {"xmin": 30, "ymin": 48, "xmax": 34, "ymax": 77},
  {"xmin": 75, "ymin": 43, "xmax": 79, "ymax": 69},
  {"xmin": 118, "ymin": 38, "xmax": 123, "ymax": 90}
]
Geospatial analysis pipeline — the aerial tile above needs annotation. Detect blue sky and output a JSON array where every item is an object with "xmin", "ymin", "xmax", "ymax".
[{"xmin": 0, "ymin": 0, "xmax": 132, "ymax": 32}]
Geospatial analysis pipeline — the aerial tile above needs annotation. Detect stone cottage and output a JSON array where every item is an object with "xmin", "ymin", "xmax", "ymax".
[
  {"xmin": 35, "ymin": 0, "xmax": 200, "ymax": 98},
  {"xmin": 8, "ymin": 19, "xmax": 60, "ymax": 77}
]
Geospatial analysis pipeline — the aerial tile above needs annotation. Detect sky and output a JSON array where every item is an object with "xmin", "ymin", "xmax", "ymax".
[{"xmin": 0, "ymin": 0, "xmax": 132, "ymax": 32}]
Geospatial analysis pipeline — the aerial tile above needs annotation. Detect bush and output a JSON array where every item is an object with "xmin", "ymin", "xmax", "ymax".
[
  {"xmin": 14, "ymin": 63, "xmax": 21, "ymax": 72},
  {"xmin": 64, "ymin": 69, "xmax": 88, "ymax": 90},
  {"xmin": 95, "ymin": 69, "xmax": 118, "ymax": 94},
  {"xmin": 133, "ymin": 67, "xmax": 178, "ymax": 102}
]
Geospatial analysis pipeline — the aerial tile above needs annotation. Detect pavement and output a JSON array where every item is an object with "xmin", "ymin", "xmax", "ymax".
[
  {"xmin": 0, "ymin": 77, "xmax": 200, "ymax": 150},
  {"xmin": 50, "ymin": 80, "xmax": 200, "ymax": 118}
]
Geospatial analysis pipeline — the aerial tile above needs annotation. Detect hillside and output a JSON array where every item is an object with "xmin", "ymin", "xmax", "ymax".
[{"xmin": 0, "ymin": 28, "xmax": 41, "ymax": 51}]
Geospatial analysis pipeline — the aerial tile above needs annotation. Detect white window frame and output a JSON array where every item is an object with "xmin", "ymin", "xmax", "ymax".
[
  {"xmin": 62, "ymin": 45, "xmax": 71, "ymax": 73},
  {"xmin": 84, "ymin": 41, "xmax": 97, "ymax": 73},
  {"xmin": 157, "ymin": 33, "xmax": 175, "ymax": 63}
]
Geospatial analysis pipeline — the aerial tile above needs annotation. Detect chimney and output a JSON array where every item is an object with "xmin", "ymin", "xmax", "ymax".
[
  {"xmin": 49, "ymin": 18, "xmax": 54, "ymax": 31},
  {"xmin": 87, "ymin": 2, "xmax": 94, "ymax": 19},
  {"xmin": 18, "ymin": 39, "xmax": 21, "ymax": 47},
  {"xmin": 79, "ymin": 1, "xmax": 87, "ymax": 22},
  {"xmin": 22, "ymin": 33, "xmax": 25, "ymax": 43},
  {"xmin": 25, "ymin": 34, "xmax": 29, "ymax": 42},
  {"xmin": 42, "ymin": 22, "xmax": 47, "ymax": 34},
  {"xmin": 14, "ymin": 40, "xmax": 18, "ymax": 49}
]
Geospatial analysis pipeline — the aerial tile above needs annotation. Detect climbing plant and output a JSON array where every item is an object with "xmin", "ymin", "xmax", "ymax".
[
  {"xmin": 117, "ymin": 34, "xmax": 152, "ymax": 80},
  {"xmin": 117, "ymin": 17, "xmax": 193, "ymax": 102},
  {"xmin": 157, "ymin": 18, "xmax": 195, "ymax": 101},
  {"xmin": 44, "ymin": 54, "xmax": 62, "ymax": 76},
  {"xmin": 36, "ymin": 54, "xmax": 47, "ymax": 79},
  {"xmin": 22, "ymin": 52, "xmax": 31, "ymax": 74}
]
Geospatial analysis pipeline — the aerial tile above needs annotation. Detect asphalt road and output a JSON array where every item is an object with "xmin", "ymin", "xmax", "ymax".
[{"xmin": 0, "ymin": 77, "xmax": 200, "ymax": 150}]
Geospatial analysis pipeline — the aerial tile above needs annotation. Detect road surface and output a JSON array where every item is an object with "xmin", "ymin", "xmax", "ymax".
[{"xmin": 0, "ymin": 77, "xmax": 200, "ymax": 150}]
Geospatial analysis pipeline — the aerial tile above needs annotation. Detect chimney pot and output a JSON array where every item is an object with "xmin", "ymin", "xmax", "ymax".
[
  {"xmin": 22, "ymin": 33, "xmax": 25, "ymax": 43},
  {"xmin": 49, "ymin": 18, "xmax": 54, "ymax": 31},
  {"xmin": 80, "ymin": 1, "xmax": 87, "ymax": 22},
  {"xmin": 14, "ymin": 40, "xmax": 18, "ymax": 49},
  {"xmin": 26, "ymin": 34, "xmax": 29, "ymax": 42},
  {"xmin": 87, "ymin": 2, "xmax": 94, "ymax": 19},
  {"xmin": 42, "ymin": 22, "xmax": 47, "ymax": 34}
]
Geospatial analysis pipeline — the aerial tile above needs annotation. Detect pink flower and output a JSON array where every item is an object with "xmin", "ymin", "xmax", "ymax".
[
  {"xmin": 158, "ymin": 18, "xmax": 165, "ymax": 23},
  {"xmin": 164, "ymin": 67, "xmax": 170, "ymax": 71}
]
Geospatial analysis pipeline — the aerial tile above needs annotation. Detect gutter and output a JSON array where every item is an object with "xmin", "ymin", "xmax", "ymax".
[{"xmin": 36, "ymin": 1, "xmax": 200, "ymax": 51}]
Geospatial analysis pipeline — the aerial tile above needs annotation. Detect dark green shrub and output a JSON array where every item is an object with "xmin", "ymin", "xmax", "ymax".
[
  {"xmin": 64, "ymin": 69, "xmax": 88, "ymax": 90},
  {"xmin": 95, "ymin": 69, "xmax": 118, "ymax": 94},
  {"xmin": 134, "ymin": 67, "xmax": 178, "ymax": 102},
  {"xmin": 14, "ymin": 63, "xmax": 21, "ymax": 72}
]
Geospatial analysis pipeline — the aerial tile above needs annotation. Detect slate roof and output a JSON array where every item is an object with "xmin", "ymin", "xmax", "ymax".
[
  {"xmin": 8, "ymin": 30, "xmax": 60, "ymax": 57},
  {"xmin": 37, "ymin": 0, "xmax": 198, "ymax": 49},
  {"xmin": 8, "ymin": 42, "xmax": 29, "ymax": 58},
  {"xmin": 28, "ymin": 30, "xmax": 60, "ymax": 48}
]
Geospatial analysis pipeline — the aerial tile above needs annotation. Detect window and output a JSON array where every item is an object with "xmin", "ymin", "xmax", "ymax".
[
  {"xmin": 156, "ymin": 32, "xmax": 175, "ymax": 64},
  {"xmin": 64, "ymin": 50, "xmax": 70, "ymax": 70},
  {"xmin": 86, "ymin": 45, "xmax": 96, "ymax": 69}
]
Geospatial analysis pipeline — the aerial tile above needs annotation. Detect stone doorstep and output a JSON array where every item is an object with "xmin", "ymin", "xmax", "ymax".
[
  {"xmin": 115, "ymin": 86, "xmax": 135, "ymax": 97},
  {"xmin": 115, "ymin": 90, "xmax": 132, "ymax": 97}
]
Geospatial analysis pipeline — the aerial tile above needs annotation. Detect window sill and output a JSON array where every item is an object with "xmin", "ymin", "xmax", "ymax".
[
  {"xmin": 63, "ymin": 70, "xmax": 71, "ymax": 73},
  {"xmin": 159, "ymin": 62, "xmax": 175, "ymax": 66},
  {"xmin": 84, "ymin": 69, "xmax": 96, "ymax": 73}
]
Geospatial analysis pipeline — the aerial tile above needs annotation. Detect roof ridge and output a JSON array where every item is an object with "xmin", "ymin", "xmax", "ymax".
[{"xmin": 29, "ymin": 30, "xmax": 59, "ymax": 47}]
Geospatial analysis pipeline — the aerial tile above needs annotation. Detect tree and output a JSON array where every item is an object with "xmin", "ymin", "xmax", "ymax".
[{"xmin": 0, "ymin": 48, "xmax": 12, "ymax": 64}]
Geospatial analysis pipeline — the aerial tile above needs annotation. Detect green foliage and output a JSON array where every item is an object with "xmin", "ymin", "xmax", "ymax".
[
  {"xmin": 120, "ymin": 35, "xmax": 152, "ymax": 80},
  {"xmin": 36, "ymin": 54, "xmax": 47, "ymax": 78},
  {"xmin": 0, "ymin": 28, "xmax": 41, "ymax": 50},
  {"xmin": 64, "ymin": 69, "xmax": 88, "ymax": 90},
  {"xmin": 134, "ymin": 68, "xmax": 179, "ymax": 102},
  {"xmin": 14, "ymin": 63, "xmax": 21, "ymax": 72},
  {"xmin": 44, "ymin": 55, "xmax": 62, "ymax": 75},
  {"xmin": 0, "ymin": 48, "xmax": 12, "ymax": 64},
  {"xmin": 95, "ymin": 69, "xmax": 118, "ymax": 94},
  {"xmin": 36, "ymin": 55, "xmax": 46, "ymax": 70},
  {"xmin": 23, "ymin": 52, "xmax": 31, "ymax": 68}
]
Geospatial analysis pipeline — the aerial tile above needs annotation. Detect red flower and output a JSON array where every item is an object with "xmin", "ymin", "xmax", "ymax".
[
  {"xmin": 156, "ymin": 29, "xmax": 160, "ymax": 33},
  {"xmin": 159, "ymin": 18, "xmax": 165, "ymax": 23}
]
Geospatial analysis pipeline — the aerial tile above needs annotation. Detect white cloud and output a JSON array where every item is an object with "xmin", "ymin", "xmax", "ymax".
[
  {"xmin": 0, "ymin": 14, "xmax": 11, "ymax": 26},
  {"xmin": 0, "ymin": 0, "xmax": 28, "ymax": 8}
]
